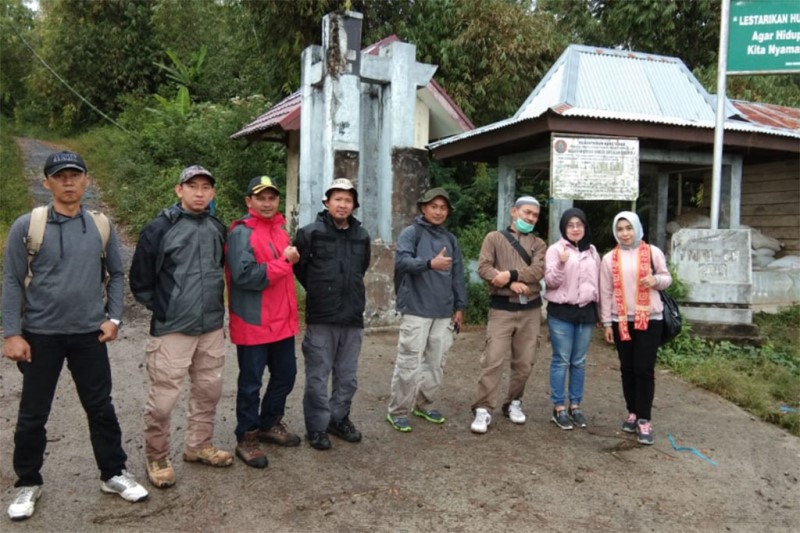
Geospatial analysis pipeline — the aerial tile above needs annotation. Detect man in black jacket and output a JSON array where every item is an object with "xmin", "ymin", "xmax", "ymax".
[
  {"xmin": 130, "ymin": 165, "xmax": 233, "ymax": 488},
  {"xmin": 294, "ymin": 179, "xmax": 371, "ymax": 451}
]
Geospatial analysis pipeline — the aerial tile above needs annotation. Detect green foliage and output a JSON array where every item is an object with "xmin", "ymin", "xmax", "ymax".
[
  {"xmin": 23, "ymin": 0, "xmax": 163, "ymax": 129},
  {"xmin": 658, "ymin": 307, "xmax": 800, "ymax": 436},
  {"xmin": 154, "ymin": 47, "xmax": 207, "ymax": 93},
  {"xmin": 694, "ymin": 66, "xmax": 800, "ymax": 108},
  {"xmin": 465, "ymin": 281, "xmax": 490, "ymax": 325},
  {"xmin": 0, "ymin": 117, "xmax": 30, "ymax": 249},
  {"xmin": 0, "ymin": 0, "xmax": 36, "ymax": 117},
  {"xmin": 75, "ymin": 96, "xmax": 286, "ymax": 235}
]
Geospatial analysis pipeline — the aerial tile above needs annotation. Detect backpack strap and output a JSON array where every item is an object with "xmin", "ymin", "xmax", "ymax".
[
  {"xmin": 500, "ymin": 229, "xmax": 532, "ymax": 266},
  {"xmin": 24, "ymin": 206, "xmax": 49, "ymax": 288},
  {"xmin": 87, "ymin": 210, "xmax": 110, "ymax": 259},
  {"xmin": 24, "ymin": 207, "xmax": 111, "ymax": 288}
]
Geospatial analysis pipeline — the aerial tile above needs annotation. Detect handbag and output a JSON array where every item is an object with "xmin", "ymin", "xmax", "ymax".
[{"xmin": 650, "ymin": 246, "xmax": 682, "ymax": 345}]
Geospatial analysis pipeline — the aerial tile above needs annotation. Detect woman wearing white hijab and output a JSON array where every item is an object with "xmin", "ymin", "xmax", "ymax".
[{"xmin": 599, "ymin": 211, "xmax": 671, "ymax": 445}]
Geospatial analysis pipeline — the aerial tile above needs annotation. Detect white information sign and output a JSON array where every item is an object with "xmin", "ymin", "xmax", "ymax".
[{"xmin": 550, "ymin": 135, "xmax": 639, "ymax": 201}]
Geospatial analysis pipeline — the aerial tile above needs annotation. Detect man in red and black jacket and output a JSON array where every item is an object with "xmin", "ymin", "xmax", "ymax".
[{"xmin": 226, "ymin": 176, "xmax": 300, "ymax": 469}]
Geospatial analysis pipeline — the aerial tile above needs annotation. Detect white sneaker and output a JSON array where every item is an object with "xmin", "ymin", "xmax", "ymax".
[
  {"xmin": 8, "ymin": 486, "xmax": 42, "ymax": 521},
  {"xmin": 101, "ymin": 470, "xmax": 149, "ymax": 502},
  {"xmin": 470, "ymin": 408, "xmax": 492, "ymax": 434},
  {"xmin": 508, "ymin": 400, "xmax": 526, "ymax": 424}
]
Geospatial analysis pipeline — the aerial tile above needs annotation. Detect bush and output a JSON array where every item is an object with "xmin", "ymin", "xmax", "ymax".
[
  {"xmin": 465, "ymin": 280, "xmax": 490, "ymax": 325},
  {"xmin": 0, "ymin": 118, "xmax": 30, "ymax": 254},
  {"xmin": 658, "ymin": 307, "xmax": 800, "ymax": 436},
  {"xmin": 76, "ymin": 95, "xmax": 286, "ymax": 236}
]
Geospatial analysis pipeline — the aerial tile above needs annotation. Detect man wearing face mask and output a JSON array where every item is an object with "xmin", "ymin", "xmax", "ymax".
[{"xmin": 470, "ymin": 196, "xmax": 547, "ymax": 434}]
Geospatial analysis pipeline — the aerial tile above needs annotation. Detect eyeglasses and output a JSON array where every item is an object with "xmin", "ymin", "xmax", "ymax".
[{"xmin": 566, "ymin": 223, "xmax": 584, "ymax": 229}]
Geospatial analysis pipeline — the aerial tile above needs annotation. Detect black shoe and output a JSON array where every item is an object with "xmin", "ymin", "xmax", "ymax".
[
  {"xmin": 327, "ymin": 416, "xmax": 362, "ymax": 443},
  {"xmin": 306, "ymin": 431, "xmax": 331, "ymax": 450}
]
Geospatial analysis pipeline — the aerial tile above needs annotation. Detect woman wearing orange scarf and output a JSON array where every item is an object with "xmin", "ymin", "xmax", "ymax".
[{"xmin": 599, "ymin": 211, "xmax": 671, "ymax": 445}]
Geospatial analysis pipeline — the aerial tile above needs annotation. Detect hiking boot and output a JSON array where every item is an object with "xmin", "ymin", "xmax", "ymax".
[
  {"xmin": 236, "ymin": 430, "xmax": 268, "ymax": 469},
  {"xmin": 101, "ymin": 470, "xmax": 149, "ymax": 502},
  {"xmin": 569, "ymin": 407, "xmax": 588, "ymax": 428},
  {"xmin": 470, "ymin": 408, "xmax": 491, "ymax": 434},
  {"xmin": 622, "ymin": 412, "xmax": 638, "ymax": 433},
  {"xmin": 327, "ymin": 416, "xmax": 362, "ymax": 443},
  {"xmin": 306, "ymin": 431, "xmax": 332, "ymax": 450},
  {"xmin": 636, "ymin": 419, "xmax": 654, "ymax": 445},
  {"xmin": 257, "ymin": 417, "xmax": 301, "ymax": 447},
  {"xmin": 146, "ymin": 457, "xmax": 176, "ymax": 488},
  {"xmin": 551, "ymin": 408, "xmax": 574, "ymax": 430},
  {"xmin": 412, "ymin": 407, "xmax": 445, "ymax": 424},
  {"xmin": 8, "ymin": 486, "xmax": 42, "ymax": 521},
  {"xmin": 506, "ymin": 400, "xmax": 526, "ymax": 424},
  {"xmin": 183, "ymin": 444, "xmax": 234, "ymax": 467},
  {"xmin": 386, "ymin": 414, "xmax": 413, "ymax": 432}
]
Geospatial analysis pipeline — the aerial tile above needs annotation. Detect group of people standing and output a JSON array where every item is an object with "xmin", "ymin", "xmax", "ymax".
[{"xmin": 2, "ymin": 150, "xmax": 671, "ymax": 522}]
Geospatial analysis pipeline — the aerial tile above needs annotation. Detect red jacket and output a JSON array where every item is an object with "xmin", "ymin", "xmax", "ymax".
[{"xmin": 225, "ymin": 210, "xmax": 298, "ymax": 345}]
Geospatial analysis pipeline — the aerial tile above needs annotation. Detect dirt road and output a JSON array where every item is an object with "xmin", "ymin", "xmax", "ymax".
[{"xmin": 1, "ymin": 139, "xmax": 798, "ymax": 532}]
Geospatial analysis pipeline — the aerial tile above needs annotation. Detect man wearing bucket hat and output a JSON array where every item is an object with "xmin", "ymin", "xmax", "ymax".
[
  {"xmin": 470, "ymin": 196, "xmax": 546, "ymax": 434},
  {"xmin": 386, "ymin": 187, "xmax": 466, "ymax": 432},
  {"xmin": 294, "ymin": 178, "xmax": 371, "ymax": 451},
  {"xmin": 226, "ymin": 176, "xmax": 301, "ymax": 469}
]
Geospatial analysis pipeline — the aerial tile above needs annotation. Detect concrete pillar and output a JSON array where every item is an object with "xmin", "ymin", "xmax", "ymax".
[
  {"xmin": 548, "ymin": 199, "xmax": 573, "ymax": 246},
  {"xmin": 651, "ymin": 172, "xmax": 669, "ymax": 250},
  {"xmin": 285, "ymin": 130, "xmax": 300, "ymax": 236},
  {"xmin": 497, "ymin": 162, "xmax": 516, "ymax": 230}
]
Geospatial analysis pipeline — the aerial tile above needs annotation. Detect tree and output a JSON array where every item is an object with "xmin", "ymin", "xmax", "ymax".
[
  {"xmin": 0, "ymin": 0, "xmax": 36, "ymax": 116},
  {"xmin": 26, "ymin": 0, "xmax": 163, "ymax": 128}
]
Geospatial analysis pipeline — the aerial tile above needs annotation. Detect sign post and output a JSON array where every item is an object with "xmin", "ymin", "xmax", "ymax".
[{"xmin": 728, "ymin": 0, "xmax": 800, "ymax": 75}]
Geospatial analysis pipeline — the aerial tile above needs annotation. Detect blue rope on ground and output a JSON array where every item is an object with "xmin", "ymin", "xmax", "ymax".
[
  {"xmin": 778, "ymin": 404, "xmax": 798, "ymax": 413},
  {"xmin": 667, "ymin": 434, "xmax": 718, "ymax": 467}
]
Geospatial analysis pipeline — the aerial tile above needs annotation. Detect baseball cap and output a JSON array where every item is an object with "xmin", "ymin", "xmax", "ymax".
[
  {"xmin": 417, "ymin": 187, "xmax": 452, "ymax": 210},
  {"xmin": 247, "ymin": 176, "xmax": 280, "ymax": 196},
  {"xmin": 43, "ymin": 151, "xmax": 87, "ymax": 176},
  {"xmin": 323, "ymin": 178, "xmax": 360, "ymax": 208},
  {"xmin": 179, "ymin": 165, "xmax": 215, "ymax": 186}
]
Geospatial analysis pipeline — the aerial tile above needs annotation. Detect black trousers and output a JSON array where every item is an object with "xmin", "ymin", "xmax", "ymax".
[
  {"xmin": 612, "ymin": 320, "xmax": 663, "ymax": 421},
  {"xmin": 14, "ymin": 331, "xmax": 127, "ymax": 486}
]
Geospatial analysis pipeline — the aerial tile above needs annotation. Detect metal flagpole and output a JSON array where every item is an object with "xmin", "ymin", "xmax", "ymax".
[{"xmin": 710, "ymin": 0, "xmax": 731, "ymax": 230}]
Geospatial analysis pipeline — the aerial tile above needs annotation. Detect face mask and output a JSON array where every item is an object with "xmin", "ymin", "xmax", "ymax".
[{"xmin": 514, "ymin": 218, "xmax": 534, "ymax": 234}]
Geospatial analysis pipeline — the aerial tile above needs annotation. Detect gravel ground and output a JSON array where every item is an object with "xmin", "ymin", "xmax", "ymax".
[{"xmin": 1, "ymin": 139, "xmax": 798, "ymax": 532}]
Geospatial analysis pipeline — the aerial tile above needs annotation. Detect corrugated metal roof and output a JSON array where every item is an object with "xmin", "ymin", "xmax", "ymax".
[
  {"xmin": 733, "ymin": 100, "xmax": 800, "ymax": 131},
  {"xmin": 430, "ymin": 44, "xmax": 800, "ymax": 151},
  {"xmin": 231, "ymin": 35, "xmax": 473, "ymax": 141}
]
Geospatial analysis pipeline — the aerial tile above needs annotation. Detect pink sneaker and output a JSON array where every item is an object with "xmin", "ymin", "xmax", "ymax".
[
  {"xmin": 636, "ymin": 420, "xmax": 654, "ymax": 445},
  {"xmin": 622, "ymin": 413, "xmax": 637, "ymax": 433}
]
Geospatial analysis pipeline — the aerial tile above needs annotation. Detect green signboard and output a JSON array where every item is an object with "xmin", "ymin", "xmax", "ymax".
[{"xmin": 728, "ymin": 0, "xmax": 800, "ymax": 74}]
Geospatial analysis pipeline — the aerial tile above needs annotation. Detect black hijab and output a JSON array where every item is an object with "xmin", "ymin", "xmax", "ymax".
[{"xmin": 559, "ymin": 207, "xmax": 592, "ymax": 252}]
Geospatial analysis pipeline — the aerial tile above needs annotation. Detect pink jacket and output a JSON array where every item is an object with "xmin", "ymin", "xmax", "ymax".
[
  {"xmin": 599, "ymin": 245, "xmax": 672, "ymax": 325},
  {"xmin": 544, "ymin": 239, "xmax": 600, "ymax": 307}
]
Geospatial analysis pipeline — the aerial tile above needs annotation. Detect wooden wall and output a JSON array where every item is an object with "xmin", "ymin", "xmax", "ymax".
[{"xmin": 739, "ymin": 159, "xmax": 800, "ymax": 257}]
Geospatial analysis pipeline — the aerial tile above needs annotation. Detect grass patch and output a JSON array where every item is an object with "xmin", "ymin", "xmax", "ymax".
[
  {"xmin": 659, "ymin": 306, "xmax": 800, "ymax": 436},
  {"xmin": 0, "ymin": 118, "xmax": 32, "ymax": 255}
]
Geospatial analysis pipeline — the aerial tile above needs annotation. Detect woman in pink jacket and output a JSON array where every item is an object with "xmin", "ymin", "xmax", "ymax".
[
  {"xmin": 544, "ymin": 208, "xmax": 601, "ymax": 431},
  {"xmin": 600, "ymin": 211, "xmax": 672, "ymax": 445}
]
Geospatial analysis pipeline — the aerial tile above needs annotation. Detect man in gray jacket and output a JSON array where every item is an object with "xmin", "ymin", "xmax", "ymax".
[
  {"xmin": 130, "ymin": 165, "xmax": 232, "ymax": 488},
  {"xmin": 386, "ymin": 188, "xmax": 466, "ymax": 432},
  {"xmin": 2, "ymin": 151, "xmax": 148, "ymax": 521}
]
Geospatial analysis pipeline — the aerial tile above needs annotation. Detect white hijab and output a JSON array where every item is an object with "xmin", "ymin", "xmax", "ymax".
[{"xmin": 612, "ymin": 211, "xmax": 644, "ymax": 250}]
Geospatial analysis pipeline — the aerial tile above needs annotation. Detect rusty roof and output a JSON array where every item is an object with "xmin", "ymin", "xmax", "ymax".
[{"xmin": 732, "ymin": 101, "xmax": 800, "ymax": 131}]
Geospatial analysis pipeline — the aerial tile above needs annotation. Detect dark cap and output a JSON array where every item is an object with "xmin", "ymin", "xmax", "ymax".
[
  {"xmin": 247, "ymin": 176, "xmax": 280, "ymax": 196},
  {"xmin": 417, "ymin": 187, "xmax": 452, "ymax": 210},
  {"xmin": 179, "ymin": 165, "xmax": 215, "ymax": 186},
  {"xmin": 44, "ymin": 151, "xmax": 87, "ymax": 176}
]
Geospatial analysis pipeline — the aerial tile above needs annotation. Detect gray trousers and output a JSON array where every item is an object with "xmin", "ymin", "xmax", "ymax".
[
  {"xmin": 388, "ymin": 315, "xmax": 454, "ymax": 417},
  {"xmin": 302, "ymin": 323, "xmax": 363, "ymax": 433}
]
